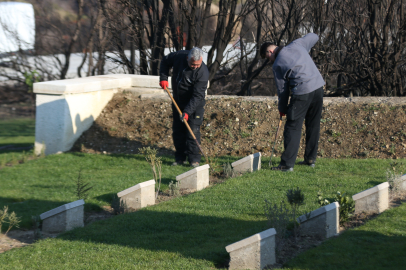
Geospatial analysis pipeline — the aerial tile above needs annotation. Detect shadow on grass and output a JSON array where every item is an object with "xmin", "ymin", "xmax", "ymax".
[
  {"xmin": 0, "ymin": 143, "xmax": 34, "ymax": 154},
  {"xmin": 286, "ymin": 230, "xmax": 406, "ymax": 269},
  {"xmin": 58, "ymin": 209, "xmax": 267, "ymax": 267}
]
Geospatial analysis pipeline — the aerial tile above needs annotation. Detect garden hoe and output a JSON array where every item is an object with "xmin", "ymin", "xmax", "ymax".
[
  {"xmin": 163, "ymin": 86, "xmax": 208, "ymax": 164},
  {"xmin": 269, "ymin": 116, "xmax": 283, "ymax": 167}
]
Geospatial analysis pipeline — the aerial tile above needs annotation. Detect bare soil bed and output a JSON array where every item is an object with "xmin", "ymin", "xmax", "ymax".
[{"xmin": 73, "ymin": 92, "xmax": 406, "ymax": 160}]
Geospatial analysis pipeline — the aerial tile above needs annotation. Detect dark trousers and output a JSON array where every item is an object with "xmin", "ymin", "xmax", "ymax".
[
  {"xmin": 280, "ymin": 87, "xmax": 324, "ymax": 167},
  {"xmin": 172, "ymin": 104, "xmax": 202, "ymax": 163}
]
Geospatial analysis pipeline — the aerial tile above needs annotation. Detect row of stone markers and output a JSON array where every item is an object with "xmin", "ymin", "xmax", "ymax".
[
  {"xmin": 225, "ymin": 174, "xmax": 406, "ymax": 270},
  {"xmin": 39, "ymin": 153, "xmax": 262, "ymax": 233}
]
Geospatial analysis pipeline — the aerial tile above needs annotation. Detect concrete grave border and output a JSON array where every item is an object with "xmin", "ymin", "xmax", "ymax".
[
  {"xmin": 117, "ymin": 179, "xmax": 156, "ymax": 210},
  {"xmin": 352, "ymin": 182, "xmax": 390, "ymax": 214},
  {"xmin": 297, "ymin": 202, "xmax": 339, "ymax": 239},
  {"xmin": 176, "ymin": 164, "xmax": 210, "ymax": 191},
  {"xmin": 226, "ymin": 228, "xmax": 276, "ymax": 270},
  {"xmin": 40, "ymin": 199, "xmax": 85, "ymax": 233}
]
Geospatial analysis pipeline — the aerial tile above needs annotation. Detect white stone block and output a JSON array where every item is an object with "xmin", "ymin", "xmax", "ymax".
[
  {"xmin": 297, "ymin": 202, "xmax": 339, "ymax": 239},
  {"xmin": 352, "ymin": 182, "xmax": 390, "ymax": 214},
  {"xmin": 226, "ymin": 228, "xmax": 276, "ymax": 270},
  {"xmin": 117, "ymin": 180, "xmax": 156, "ymax": 210},
  {"xmin": 176, "ymin": 164, "xmax": 210, "ymax": 191},
  {"xmin": 34, "ymin": 89, "xmax": 115, "ymax": 155},
  {"xmin": 40, "ymin": 200, "xmax": 84, "ymax": 233},
  {"xmin": 34, "ymin": 75, "xmax": 131, "ymax": 95},
  {"xmin": 231, "ymin": 152, "xmax": 261, "ymax": 173}
]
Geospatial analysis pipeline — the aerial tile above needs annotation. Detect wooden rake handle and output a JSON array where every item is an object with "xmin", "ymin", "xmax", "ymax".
[{"xmin": 163, "ymin": 86, "xmax": 208, "ymax": 163}]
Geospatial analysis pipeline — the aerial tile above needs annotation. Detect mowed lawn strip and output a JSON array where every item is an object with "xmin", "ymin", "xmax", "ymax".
[{"xmin": 1, "ymin": 154, "xmax": 405, "ymax": 269}]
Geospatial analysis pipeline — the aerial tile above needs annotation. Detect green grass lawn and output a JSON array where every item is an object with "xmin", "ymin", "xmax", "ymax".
[
  {"xmin": 1, "ymin": 151, "xmax": 405, "ymax": 269},
  {"xmin": 1, "ymin": 118, "xmax": 406, "ymax": 269}
]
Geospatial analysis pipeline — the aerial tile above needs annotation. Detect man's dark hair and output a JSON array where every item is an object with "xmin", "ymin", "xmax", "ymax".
[{"xmin": 260, "ymin": 42, "xmax": 275, "ymax": 59}]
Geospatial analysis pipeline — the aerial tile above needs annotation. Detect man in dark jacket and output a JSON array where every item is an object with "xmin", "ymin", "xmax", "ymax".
[
  {"xmin": 159, "ymin": 47, "xmax": 209, "ymax": 167},
  {"xmin": 261, "ymin": 33, "xmax": 325, "ymax": 171}
]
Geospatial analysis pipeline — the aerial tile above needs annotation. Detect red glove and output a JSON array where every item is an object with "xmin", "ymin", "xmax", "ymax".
[
  {"xmin": 180, "ymin": 113, "xmax": 189, "ymax": 122},
  {"xmin": 159, "ymin": 80, "xmax": 169, "ymax": 89},
  {"xmin": 279, "ymin": 112, "xmax": 286, "ymax": 117}
]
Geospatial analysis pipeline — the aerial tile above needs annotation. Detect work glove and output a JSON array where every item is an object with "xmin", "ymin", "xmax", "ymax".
[
  {"xmin": 279, "ymin": 112, "xmax": 286, "ymax": 117},
  {"xmin": 180, "ymin": 113, "xmax": 189, "ymax": 122},
  {"xmin": 159, "ymin": 80, "xmax": 169, "ymax": 89}
]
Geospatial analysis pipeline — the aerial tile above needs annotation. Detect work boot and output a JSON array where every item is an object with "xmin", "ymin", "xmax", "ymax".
[
  {"xmin": 298, "ymin": 160, "xmax": 315, "ymax": 168},
  {"xmin": 172, "ymin": 160, "xmax": 187, "ymax": 166},
  {"xmin": 190, "ymin": 162, "xmax": 200, "ymax": 168},
  {"xmin": 271, "ymin": 165, "xmax": 293, "ymax": 172}
]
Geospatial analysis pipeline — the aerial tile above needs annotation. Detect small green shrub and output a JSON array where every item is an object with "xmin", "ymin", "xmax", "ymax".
[
  {"xmin": 223, "ymin": 162, "xmax": 237, "ymax": 178},
  {"xmin": 264, "ymin": 200, "xmax": 293, "ymax": 252},
  {"xmin": 317, "ymin": 191, "xmax": 355, "ymax": 225},
  {"xmin": 31, "ymin": 215, "xmax": 42, "ymax": 241},
  {"xmin": 111, "ymin": 195, "xmax": 128, "ymax": 215},
  {"xmin": 138, "ymin": 147, "xmax": 162, "ymax": 199},
  {"xmin": 207, "ymin": 156, "xmax": 221, "ymax": 175},
  {"xmin": 75, "ymin": 169, "xmax": 93, "ymax": 201},
  {"xmin": 23, "ymin": 70, "xmax": 41, "ymax": 92},
  {"xmin": 286, "ymin": 187, "xmax": 305, "ymax": 242},
  {"xmin": 168, "ymin": 180, "xmax": 180, "ymax": 197},
  {"xmin": 0, "ymin": 206, "xmax": 21, "ymax": 237}
]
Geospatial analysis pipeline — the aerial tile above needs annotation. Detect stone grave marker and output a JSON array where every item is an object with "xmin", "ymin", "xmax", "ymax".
[
  {"xmin": 117, "ymin": 179, "xmax": 156, "ymax": 210},
  {"xmin": 225, "ymin": 228, "xmax": 276, "ymax": 270},
  {"xmin": 352, "ymin": 182, "xmax": 389, "ymax": 214},
  {"xmin": 176, "ymin": 164, "xmax": 210, "ymax": 191},
  {"xmin": 231, "ymin": 152, "xmax": 261, "ymax": 173},
  {"xmin": 40, "ymin": 199, "xmax": 84, "ymax": 233},
  {"xmin": 297, "ymin": 202, "xmax": 339, "ymax": 239}
]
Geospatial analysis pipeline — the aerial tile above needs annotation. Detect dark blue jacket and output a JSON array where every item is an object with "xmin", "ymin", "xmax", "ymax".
[{"xmin": 160, "ymin": 50, "xmax": 209, "ymax": 116}]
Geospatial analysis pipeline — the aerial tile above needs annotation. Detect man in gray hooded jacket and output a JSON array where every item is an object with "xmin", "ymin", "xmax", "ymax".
[{"xmin": 261, "ymin": 33, "xmax": 325, "ymax": 171}]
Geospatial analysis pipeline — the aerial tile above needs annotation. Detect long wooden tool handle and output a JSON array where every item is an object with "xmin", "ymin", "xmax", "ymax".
[{"xmin": 164, "ymin": 86, "xmax": 208, "ymax": 163}]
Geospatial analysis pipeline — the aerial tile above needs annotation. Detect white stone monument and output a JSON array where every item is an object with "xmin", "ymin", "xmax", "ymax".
[
  {"xmin": 40, "ymin": 199, "xmax": 84, "ymax": 233},
  {"xmin": 176, "ymin": 164, "xmax": 210, "ymax": 191},
  {"xmin": 231, "ymin": 152, "xmax": 261, "ymax": 173},
  {"xmin": 352, "ymin": 182, "xmax": 389, "ymax": 214},
  {"xmin": 226, "ymin": 228, "xmax": 276, "ymax": 270},
  {"xmin": 297, "ymin": 202, "xmax": 340, "ymax": 239},
  {"xmin": 117, "ymin": 179, "xmax": 156, "ymax": 210}
]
